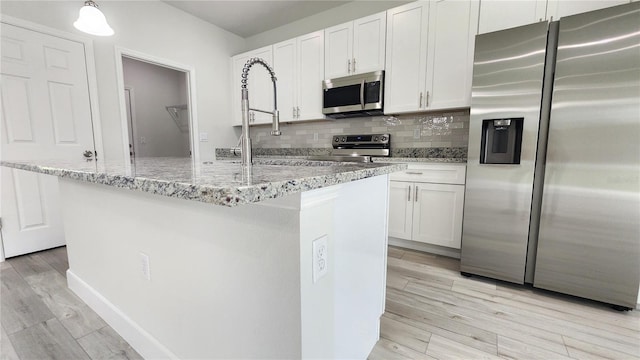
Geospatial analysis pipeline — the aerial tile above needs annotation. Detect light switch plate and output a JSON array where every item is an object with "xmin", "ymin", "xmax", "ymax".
[{"xmin": 199, "ymin": 132, "xmax": 208, "ymax": 142}]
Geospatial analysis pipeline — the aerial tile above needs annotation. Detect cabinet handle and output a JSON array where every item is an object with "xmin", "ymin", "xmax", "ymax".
[
  {"xmin": 293, "ymin": 107, "xmax": 296, "ymax": 118},
  {"xmin": 347, "ymin": 59, "xmax": 351, "ymax": 73},
  {"xmin": 297, "ymin": 106, "xmax": 300, "ymax": 118},
  {"xmin": 405, "ymin": 171, "xmax": 423, "ymax": 175},
  {"xmin": 408, "ymin": 185, "xmax": 412, "ymax": 202},
  {"xmin": 249, "ymin": 112, "xmax": 255, "ymax": 123},
  {"xmin": 426, "ymin": 91, "xmax": 430, "ymax": 107},
  {"xmin": 352, "ymin": 58, "xmax": 356, "ymax": 73},
  {"xmin": 415, "ymin": 186, "xmax": 419, "ymax": 202},
  {"xmin": 419, "ymin": 92, "xmax": 423, "ymax": 108}
]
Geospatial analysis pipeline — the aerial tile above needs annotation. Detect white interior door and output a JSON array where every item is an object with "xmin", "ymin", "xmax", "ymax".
[{"xmin": 1, "ymin": 23, "xmax": 95, "ymax": 257}]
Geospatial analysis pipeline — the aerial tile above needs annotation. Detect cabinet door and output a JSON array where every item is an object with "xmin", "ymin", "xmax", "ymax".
[
  {"xmin": 352, "ymin": 12, "xmax": 386, "ymax": 75},
  {"xmin": 324, "ymin": 22, "xmax": 352, "ymax": 78},
  {"xmin": 388, "ymin": 181, "xmax": 414, "ymax": 240},
  {"xmin": 273, "ymin": 39, "xmax": 296, "ymax": 122},
  {"xmin": 384, "ymin": 1, "xmax": 429, "ymax": 114},
  {"xmin": 478, "ymin": 0, "xmax": 546, "ymax": 34},
  {"xmin": 426, "ymin": 0, "xmax": 479, "ymax": 110},
  {"xmin": 546, "ymin": 0, "xmax": 629, "ymax": 20},
  {"xmin": 231, "ymin": 46, "xmax": 274, "ymax": 125},
  {"xmin": 412, "ymin": 183, "xmax": 464, "ymax": 249},
  {"xmin": 297, "ymin": 31, "xmax": 325, "ymax": 121}
]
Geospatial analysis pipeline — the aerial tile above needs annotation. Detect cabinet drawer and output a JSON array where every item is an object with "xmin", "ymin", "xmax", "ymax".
[{"xmin": 390, "ymin": 163, "xmax": 466, "ymax": 185}]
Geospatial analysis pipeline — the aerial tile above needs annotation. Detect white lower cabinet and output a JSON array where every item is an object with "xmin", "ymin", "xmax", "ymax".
[{"xmin": 389, "ymin": 164, "xmax": 466, "ymax": 249}]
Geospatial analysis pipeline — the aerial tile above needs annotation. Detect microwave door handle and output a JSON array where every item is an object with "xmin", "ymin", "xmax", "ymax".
[{"xmin": 360, "ymin": 79, "xmax": 365, "ymax": 109}]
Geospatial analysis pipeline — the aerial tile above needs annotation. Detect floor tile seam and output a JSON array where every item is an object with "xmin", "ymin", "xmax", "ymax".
[
  {"xmin": 0, "ymin": 322, "xmax": 22, "ymax": 360},
  {"xmin": 488, "ymin": 289, "xmax": 640, "ymax": 333},
  {"xmin": 497, "ymin": 333, "xmax": 571, "ymax": 358},
  {"xmin": 561, "ymin": 333, "xmax": 640, "ymax": 358},
  {"xmin": 385, "ymin": 295, "xmax": 566, "ymax": 351},
  {"xmin": 384, "ymin": 307, "xmax": 500, "ymax": 354},
  {"xmin": 384, "ymin": 299, "xmax": 498, "ymax": 347},
  {"xmin": 9, "ymin": 254, "xmax": 57, "ymax": 279},
  {"xmin": 444, "ymin": 286, "xmax": 635, "ymax": 344},
  {"xmin": 50, "ymin": 317, "xmax": 94, "ymax": 360}
]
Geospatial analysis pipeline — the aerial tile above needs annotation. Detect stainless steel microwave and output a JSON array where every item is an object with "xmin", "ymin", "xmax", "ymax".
[{"xmin": 322, "ymin": 71, "xmax": 384, "ymax": 118}]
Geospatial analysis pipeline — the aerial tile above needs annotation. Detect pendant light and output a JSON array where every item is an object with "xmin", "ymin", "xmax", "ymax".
[{"xmin": 73, "ymin": 0, "xmax": 114, "ymax": 36}]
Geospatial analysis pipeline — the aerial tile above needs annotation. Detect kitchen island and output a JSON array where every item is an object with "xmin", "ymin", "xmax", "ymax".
[{"xmin": 0, "ymin": 157, "xmax": 405, "ymax": 359}]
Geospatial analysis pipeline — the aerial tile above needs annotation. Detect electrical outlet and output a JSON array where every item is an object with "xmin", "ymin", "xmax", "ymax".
[
  {"xmin": 199, "ymin": 132, "xmax": 208, "ymax": 142},
  {"xmin": 413, "ymin": 128, "xmax": 421, "ymax": 140},
  {"xmin": 140, "ymin": 252, "xmax": 151, "ymax": 281},
  {"xmin": 312, "ymin": 235, "xmax": 328, "ymax": 283}
]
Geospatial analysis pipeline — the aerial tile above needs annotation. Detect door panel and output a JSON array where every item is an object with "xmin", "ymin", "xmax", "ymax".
[
  {"xmin": 273, "ymin": 39, "xmax": 296, "ymax": 122},
  {"xmin": 297, "ymin": 31, "xmax": 324, "ymax": 121},
  {"xmin": 324, "ymin": 22, "xmax": 352, "ymax": 78},
  {"xmin": 412, "ymin": 183, "xmax": 464, "ymax": 249},
  {"xmin": 388, "ymin": 181, "xmax": 413, "ymax": 240},
  {"xmin": 1, "ymin": 75, "xmax": 35, "ymax": 142},
  {"xmin": 534, "ymin": 3, "xmax": 640, "ymax": 308},
  {"xmin": 1, "ymin": 22, "xmax": 94, "ymax": 257},
  {"xmin": 384, "ymin": 2, "xmax": 429, "ymax": 114},
  {"xmin": 48, "ymin": 82, "xmax": 78, "ymax": 143},
  {"xmin": 352, "ymin": 12, "xmax": 386, "ymax": 74}
]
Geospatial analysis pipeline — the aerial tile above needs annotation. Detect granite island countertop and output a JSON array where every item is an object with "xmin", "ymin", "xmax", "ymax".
[{"xmin": 0, "ymin": 157, "xmax": 406, "ymax": 207}]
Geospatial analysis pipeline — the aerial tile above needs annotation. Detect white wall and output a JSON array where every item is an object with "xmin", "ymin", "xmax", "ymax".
[
  {"xmin": 244, "ymin": 1, "xmax": 411, "ymax": 51},
  {"xmin": 122, "ymin": 57, "xmax": 189, "ymax": 158},
  {"xmin": 0, "ymin": 1, "xmax": 245, "ymax": 162}
]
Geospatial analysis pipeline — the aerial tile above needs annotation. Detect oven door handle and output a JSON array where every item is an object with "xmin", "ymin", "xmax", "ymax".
[{"xmin": 360, "ymin": 79, "xmax": 365, "ymax": 109}]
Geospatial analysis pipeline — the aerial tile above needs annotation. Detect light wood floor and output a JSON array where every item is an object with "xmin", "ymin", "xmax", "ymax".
[
  {"xmin": 368, "ymin": 246, "xmax": 640, "ymax": 360},
  {"xmin": 0, "ymin": 246, "xmax": 141, "ymax": 360},
  {"xmin": 2, "ymin": 246, "xmax": 639, "ymax": 360}
]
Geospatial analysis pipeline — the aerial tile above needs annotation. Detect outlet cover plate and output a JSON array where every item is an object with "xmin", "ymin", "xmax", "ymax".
[{"xmin": 312, "ymin": 235, "xmax": 328, "ymax": 283}]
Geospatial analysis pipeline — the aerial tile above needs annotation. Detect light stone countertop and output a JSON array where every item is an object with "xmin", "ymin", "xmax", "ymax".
[
  {"xmin": 371, "ymin": 157, "xmax": 467, "ymax": 164},
  {"xmin": 1, "ymin": 157, "xmax": 406, "ymax": 207}
]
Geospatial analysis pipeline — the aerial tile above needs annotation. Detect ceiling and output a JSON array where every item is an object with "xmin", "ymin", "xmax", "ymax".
[{"xmin": 163, "ymin": 1, "xmax": 351, "ymax": 38}]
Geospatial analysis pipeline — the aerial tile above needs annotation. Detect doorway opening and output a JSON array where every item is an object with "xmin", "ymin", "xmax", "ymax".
[{"xmin": 116, "ymin": 49, "xmax": 199, "ymax": 168}]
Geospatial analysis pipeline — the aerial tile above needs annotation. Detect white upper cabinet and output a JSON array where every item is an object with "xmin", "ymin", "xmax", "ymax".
[
  {"xmin": 385, "ymin": 0, "xmax": 478, "ymax": 114},
  {"xmin": 478, "ymin": 0, "xmax": 628, "ymax": 34},
  {"xmin": 296, "ymin": 31, "xmax": 325, "ymax": 121},
  {"xmin": 273, "ymin": 31, "xmax": 325, "ymax": 123},
  {"xmin": 324, "ymin": 12, "xmax": 386, "ymax": 78},
  {"xmin": 352, "ymin": 13, "xmax": 387, "ymax": 75},
  {"xmin": 231, "ymin": 46, "xmax": 274, "ymax": 125},
  {"xmin": 384, "ymin": 1, "xmax": 429, "ymax": 114},
  {"xmin": 426, "ymin": 0, "xmax": 479, "ymax": 110},
  {"xmin": 546, "ymin": 0, "xmax": 629, "ymax": 20},
  {"xmin": 273, "ymin": 39, "xmax": 296, "ymax": 123},
  {"xmin": 478, "ymin": 0, "xmax": 546, "ymax": 34}
]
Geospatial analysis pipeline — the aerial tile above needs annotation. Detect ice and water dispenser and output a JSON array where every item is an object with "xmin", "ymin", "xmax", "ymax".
[{"xmin": 480, "ymin": 118, "xmax": 524, "ymax": 164}]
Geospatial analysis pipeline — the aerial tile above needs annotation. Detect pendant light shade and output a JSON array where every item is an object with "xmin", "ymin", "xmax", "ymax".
[{"xmin": 73, "ymin": 0, "xmax": 114, "ymax": 36}]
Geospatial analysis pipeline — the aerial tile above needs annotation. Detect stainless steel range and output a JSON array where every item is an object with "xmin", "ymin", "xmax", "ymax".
[{"xmin": 310, "ymin": 134, "xmax": 390, "ymax": 162}]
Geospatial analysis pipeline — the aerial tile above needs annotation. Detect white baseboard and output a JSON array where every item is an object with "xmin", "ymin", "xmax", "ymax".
[
  {"xmin": 389, "ymin": 238, "xmax": 461, "ymax": 259},
  {"xmin": 67, "ymin": 270, "xmax": 178, "ymax": 359}
]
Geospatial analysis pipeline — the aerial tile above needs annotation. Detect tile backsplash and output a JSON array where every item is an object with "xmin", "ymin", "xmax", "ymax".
[{"xmin": 249, "ymin": 110, "xmax": 469, "ymax": 150}]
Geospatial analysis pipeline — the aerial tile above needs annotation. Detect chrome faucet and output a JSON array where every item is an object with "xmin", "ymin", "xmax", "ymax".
[{"xmin": 240, "ymin": 57, "xmax": 281, "ymax": 167}]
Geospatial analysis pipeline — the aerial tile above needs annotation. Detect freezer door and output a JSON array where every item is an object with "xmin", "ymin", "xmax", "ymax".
[
  {"xmin": 461, "ymin": 21, "xmax": 549, "ymax": 284},
  {"xmin": 535, "ymin": 2, "xmax": 640, "ymax": 308}
]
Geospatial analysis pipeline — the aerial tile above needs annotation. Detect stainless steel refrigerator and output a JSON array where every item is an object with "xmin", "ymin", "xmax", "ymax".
[{"xmin": 461, "ymin": 2, "xmax": 640, "ymax": 309}]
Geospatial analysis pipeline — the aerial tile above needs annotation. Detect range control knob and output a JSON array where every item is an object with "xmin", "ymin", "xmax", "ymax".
[
  {"xmin": 374, "ymin": 136, "xmax": 379, "ymax": 141},
  {"xmin": 380, "ymin": 136, "xmax": 388, "ymax": 141},
  {"xmin": 341, "ymin": 137, "xmax": 346, "ymax": 142},
  {"xmin": 334, "ymin": 137, "xmax": 339, "ymax": 142}
]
